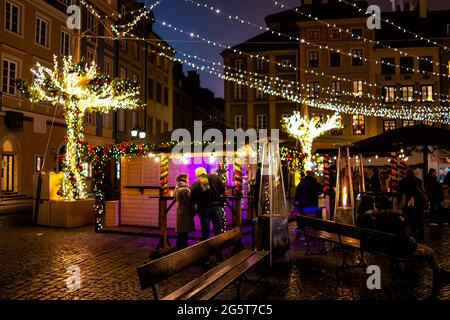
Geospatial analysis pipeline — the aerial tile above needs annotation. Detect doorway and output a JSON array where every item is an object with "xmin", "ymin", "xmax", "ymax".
[{"xmin": 1, "ymin": 154, "xmax": 14, "ymax": 192}]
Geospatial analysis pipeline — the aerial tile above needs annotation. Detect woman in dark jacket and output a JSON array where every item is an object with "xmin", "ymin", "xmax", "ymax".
[{"xmin": 175, "ymin": 174, "xmax": 194, "ymax": 249}]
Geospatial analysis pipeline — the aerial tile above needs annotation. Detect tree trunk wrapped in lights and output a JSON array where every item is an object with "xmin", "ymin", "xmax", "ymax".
[
  {"xmin": 17, "ymin": 56, "xmax": 143, "ymax": 201},
  {"xmin": 282, "ymin": 112, "xmax": 341, "ymax": 173}
]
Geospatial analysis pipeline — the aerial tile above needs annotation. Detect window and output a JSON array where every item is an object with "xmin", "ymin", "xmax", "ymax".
[
  {"xmin": 328, "ymin": 29, "xmax": 341, "ymax": 40},
  {"xmin": 35, "ymin": 16, "xmax": 49, "ymax": 47},
  {"xmin": 352, "ymin": 115, "xmax": 365, "ymax": 135},
  {"xmin": 353, "ymin": 80, "xmax": 363, "ymax": 97},
  {"xmin": 133, "ymin": 42, "xmax": 139, "ymax": 60},
  {"xmin": 61, "ymin": 30, "xmax": 70, "ymax": 56},
  {"xmin": 5, "ymin": 1, "xmax": 22, "ymax": 35},
  {"xmin": 330, "ymin": 51, "xmax": 341, "ymax": 67},
  {"xmin": 164, "ymin": 87, "xmax": 169, "ymax": 106},
  {"xmin": 156, "ymin": 119, "xmax": 162, "ymax": 134},
  {"xmin": 256, "ymin": 88, "xmax": 265, "ymax": 99},
  {"xmin": 104, "ymin": 58, "xmax": 112, "ymax": 76},
  {"xmin": 401, "ymin": 85, "xmax": 414, "ymax": 102},
  {"xmin": 103, "ymin": 112, "xmax": 111, "ymax": 129},
  {"xmin": 148, "ymin": 78, "xmax": 154, "ymax": 100},
  {"xmin": 2, "ymin": 59, "xmax": 18, "ymax": 95},
  {"xmin": 120, "ymin": 67, "xmax": 126, "ymax": 79},
  {"xmin": 85, "ymin": 112, "xmax": 96, "ymax": 125},
  {"xmin": 256, "ymin": 114, "xmax": 267, "ymax": 131},
  {"xmin": 234, "ymin": 83, "xmax": 244, "ymax": 99},
  {"xmin": 402, "ymin": 120, "xmax": 415, "ymax": 127},
  {"xmin": 35, "ymin": 156, "xmax": 44, "ymax": 172},
  {"xmin": 308, "ymin": 82, "xmax": 320, "ymax": 98},
  {"xmin": 132, "ymin": 74, "xmax": 138, "ymax": 83},
  {"xmin": 420, "ymin": 85, "xmax": 434, "ymax": 101},
  {"xmin": 352, "ymin": 28, "xmax": 363, "ymax": 38},
  {"xmin": 418, "ymin": 56, "xmax": 433, "ymax": 73},
  {"xmin": 234, "ymin": 115, "xmax": 245, "ymax": 129},
  {"xmin": 156, "ymin": 82, "xmax": 162, "ymax": 103},
  {"xmin": 280, "ymin": 59, "xmax": 293, "ymax": 69},
  {"xmin": 307, "ymin": 30, "xmax": 319, "ymax": 41},
  {"xmin": 256, "ymin": 58, "xmax": 267, "ymax": 72},
  {"xmin": 87, "ymin": 11, "xmax": 94, "ymax": 31},
  {"xmin": 308, "ymin": 52, "xmax": 319, "ymax": 68},
  {"xmin": 82, "ymin": 162, "xmax": 92, "ymax": 178},
  {"xmin": 400, "ymin": 57, "xmax": 414, "ymax": 74},
  {"xmin": 163, "ymin": 121, "xmax": 169, "ymax": 133},
  {"xmin": 383, "ymin": 120, "xmax": 396, "ymax": 132},
  {"xmin": 383, "ymin": 86, "xmax": 396, "ymax": 103},
  {"xmin": 234, "ymin": 59, "xmax": 244, "ymax": 70},
  {"xmin": 381, "ymin": 57, "xmax": 396, "ymax": 75},
  {"xmin": 121, "ymin": 5, "xmax": 126, "ymax": 16},
  {"xmin": 118, "ymin": 109, "xmax": 125, "ymax": 132},
  {"xmin": 331, "ymin": 81, "xmax": 341, "ymax": 96},
  {"xmin": 352, "ymin": 49, "xmax": 363, "ymax": 66}
]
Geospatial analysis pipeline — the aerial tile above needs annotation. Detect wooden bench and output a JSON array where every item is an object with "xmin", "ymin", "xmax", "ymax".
[
  {"xmin": 136, "ymin": 228, "xmax": 270, "ymax": 300},
  {"xmin": 296, "ymin": 215, "xmax": 414, "ymax": 271}
]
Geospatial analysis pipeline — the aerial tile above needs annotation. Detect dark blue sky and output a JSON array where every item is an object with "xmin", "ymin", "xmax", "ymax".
[{"xmin": 143, "ymin": 0, "xmax": 450, "ymax": 98}]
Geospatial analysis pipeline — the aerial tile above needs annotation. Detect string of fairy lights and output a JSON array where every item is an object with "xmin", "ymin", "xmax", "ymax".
[
  {"xmin": 338, "ymin": 0, "xmax": 450, "ymax": 52},
  {"xmin": 270, "ymin": 0, "xmax": 450, "ymax": 70},
  {"xmin": 184, "ymin": 0, "xmax": 450, "ymax": 79},
  {"xmin": 78, "ymin": 0, "xmax": 450, "ymax": 124}
]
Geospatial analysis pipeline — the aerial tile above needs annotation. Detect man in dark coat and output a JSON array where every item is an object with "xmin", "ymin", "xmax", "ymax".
[
  {"xmin": 294, "ymin": 171, "xmax": 323, "ymax": 218},
  {"xmin": 369, "ymin": 168, "xmax": 381, "ymax": 193},
  {"xmin": 174, "ymin": 174, "xmax": 194, "ymax": 250}
]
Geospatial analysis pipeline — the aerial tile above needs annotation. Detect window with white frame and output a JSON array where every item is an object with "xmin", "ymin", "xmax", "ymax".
[
  {"xmin": 256, "ymin": 114, "xmax": 267, "ymax": 131},
  {"xmin": 256, "ymin": 58, "xmax": 267, "ymax": 72},
  {"xmin": 383, "ymin": 86, "xmax": 396, "ymax": 103},
  {"xmin": 401, "ymin": 85, "xmax": 414, "ymax": 102},
  {"xmin": 234, "ymin": 115, "xmax": 245, "ymax": 129},
  {"xmin": 420, "ymin": 85, "xmax": 434, "ymax": 102},
  {"xmin": 308, "ymin": 51, "xmax": 319, "ymax": 68},
  {"xmin": 61, "ymin": 30, "xmax": 70, "ymax": 56},
  {"xmin": 308, "ymin": 82, "xmax": 320, "ymax": 98},
  {"xmin": 234, "ymin": 82, "xmax": 244, "ymax": 99},
  {"xmin": 352, "ymin": 115, "xmax": 365, "ymax": 135},
  {"xmin": 118, "ymin": 109, "xmax": 125, "ymax": 132},
  {"xmin": 234, "ymin": 59, "xmax": 244, "ymax": 70},
  {"xmin": 35, "ymin": 16, "xmax": 49, "ymax": 47},
  {"xmin": 352, "ymin": 49, "xmax": 363, "ymax": 66},
  {"xmin": 5, "ymin": 1, "xmax": 22, "ymax": 35},
  {"xmin": 2, "ymin": 58, "xmax": 18, "ymax": 95},
  {"xmin": 331, "ymin": 81, "xmax": 341, "ymax": 96},
  {"xmin": 353, "ymin": 80, "xmax": 363, "ymax": 97},
  {"xmin": 104, "ymin": 58, "xmax": 112, "ymax": 76},
  {"xmin": 103, "ymin": 112, "xmax": 111, "ymax": 129},
  {"xmin": 85, "ymin": 112, "xmax": 96, "ymax": 125}
]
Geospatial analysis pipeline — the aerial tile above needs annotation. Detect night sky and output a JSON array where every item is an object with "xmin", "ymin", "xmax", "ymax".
[{"xmin": 143, "ymin": 0, "xmax": 450, "ymax": 98}]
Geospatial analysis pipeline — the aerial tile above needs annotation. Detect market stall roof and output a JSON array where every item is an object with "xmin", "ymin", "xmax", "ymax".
[{"xmin": 351, "ymin": 125, "xmax": 450, "ymax": 153}]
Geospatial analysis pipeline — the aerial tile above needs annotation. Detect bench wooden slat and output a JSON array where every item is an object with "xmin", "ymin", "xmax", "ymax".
[
  {"xmin": 161, "ymin": 250, "xmax": 255, "ymax": 300},
  {"xmin": 137, "ymin": 228, "xmax": 241, "ymax": 290},
  {"xmin": 193, "ymin": 251, "xmax": 270, "ymax": 300},
  {"xmin": 307, "ymin": 229, "xmax": 361, "ymax": 249}
]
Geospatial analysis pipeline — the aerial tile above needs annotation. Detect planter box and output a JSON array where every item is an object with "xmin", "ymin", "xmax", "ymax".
[{"xmin": 46, "ymin": 199, "xmax": 95, "ymax": 228}]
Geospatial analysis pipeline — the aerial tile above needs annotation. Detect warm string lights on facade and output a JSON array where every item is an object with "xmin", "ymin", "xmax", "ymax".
[
  {"xmin": 111, "ymin": 1, "xmax": 162, "ymax": 37},
  {"xmin": 338, "ymin": 0, "xmax": 450, "ymax": 52},
  {"xmin": 271, "ymin": 0, "xmax": 450, "ymax": 71},
  {"xmin": 184, "ymin": 0, "xmax": 450, "ymax": 79}
]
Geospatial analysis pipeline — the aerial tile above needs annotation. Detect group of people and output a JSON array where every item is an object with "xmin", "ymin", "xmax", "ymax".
[{"xmin": 174, "ymin": 167, "xmax": 225, "ymax": 253}]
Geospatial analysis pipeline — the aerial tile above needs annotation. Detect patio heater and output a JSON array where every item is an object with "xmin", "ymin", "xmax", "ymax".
[{"xmin": 334, "ymin": 144, "xmax": 355, "ymax": 225}]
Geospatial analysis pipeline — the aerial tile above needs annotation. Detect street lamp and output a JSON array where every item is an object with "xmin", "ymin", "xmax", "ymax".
[
  {"xmin": 139, "ymin": 130, "xmax": 146, "ymax": 139},
  {"xmin": 131, "ymin": 128, "xmax": 138, "ymax": 138}
]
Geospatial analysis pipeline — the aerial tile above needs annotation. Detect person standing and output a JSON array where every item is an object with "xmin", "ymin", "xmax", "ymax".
[
  {"xmin": 294, "ymin": 171, "xmax": 323, "ymax": 218},
  {"xmin": 369, "ymin": 168, "xmax": 381, "ymax": 193},
  {"xmin": 253, "ymin": 163, "xmax": 262, "ymax": 217},
  {"xmin": 174, "ymin": 174, "xmax": 194, "ymax": 250},
  {"xmin": 399, "ymin": 169, "xmax": 427, "ymax": 242},
  {"xmin": 425, "ymin": 168, "xmax": 443, "ymax": 226},
  {"xmin": 191, "ymin": 167, "xmax": 226, "ymax": 240},
  {"xmin": 444, "ymin": 170, "xmax": 450, "ymax": 199}
]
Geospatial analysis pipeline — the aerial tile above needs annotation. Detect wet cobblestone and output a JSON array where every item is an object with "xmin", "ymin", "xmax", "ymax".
[{"xmin": 0, "ymin": 223, "xmax": 449, "ymax": 300}]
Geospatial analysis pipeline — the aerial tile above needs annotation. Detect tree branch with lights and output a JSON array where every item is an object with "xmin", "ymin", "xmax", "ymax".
[
  {"xmin": 17, "ymin": 56, "xmax": 143, "ymax": 201},
  {"xmin": 282, "ymin": 112, "xmax": 341, "ymax": 173}
]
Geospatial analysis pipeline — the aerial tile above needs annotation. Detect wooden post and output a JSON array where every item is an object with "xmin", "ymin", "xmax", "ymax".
[
  {"xmin": 334, "ymin": 147, "xmax": 341, "ymax": 216},
  {"xmin": 346, "ymin": 147, "xmax": 355, "ymax": 224},
  {"xmin": 360, "ymin": 154, "xmax": 366, "ymax": 193},
  {"xmin": 33, "ymin": 172, "xmax": 43, "ymax": 225}
]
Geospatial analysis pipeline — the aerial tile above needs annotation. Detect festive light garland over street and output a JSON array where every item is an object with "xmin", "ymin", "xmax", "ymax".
[{"xmin": 17, "ymin": 56, "xmax": 142, "ymax": 201}]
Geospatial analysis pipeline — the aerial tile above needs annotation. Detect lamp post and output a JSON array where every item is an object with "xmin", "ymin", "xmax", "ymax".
[{"xmin": 131, "ymin": 128, "xmax": 146, "ymax": 140}]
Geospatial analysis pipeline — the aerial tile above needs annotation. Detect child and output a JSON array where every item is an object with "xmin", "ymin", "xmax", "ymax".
[{"xmin": 175, "ymin": 174, "xmax": 194, "ymax": 249}]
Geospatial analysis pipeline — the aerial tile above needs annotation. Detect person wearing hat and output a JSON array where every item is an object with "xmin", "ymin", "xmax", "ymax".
[
  {"xmin": 191, "ymin": 167, "xmax": 226, "ymax": 245},
  {"xmin": 175, "ymin": 173, "xmax": 194, "ymax": 250}
]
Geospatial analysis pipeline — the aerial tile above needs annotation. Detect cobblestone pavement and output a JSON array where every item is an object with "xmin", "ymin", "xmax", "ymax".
[{"xmin": 0, "ymin": 223, "xmax": 449, "ymax": 300}]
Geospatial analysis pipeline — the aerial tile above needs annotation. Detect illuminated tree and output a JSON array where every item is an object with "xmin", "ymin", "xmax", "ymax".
[
  {"xmin": 17, "ymin": 56, "xmax": 142, "ymax": 201},
  {"xmin": 282, "ymin": 112, "xmax": 341, "ymax": 172}
]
